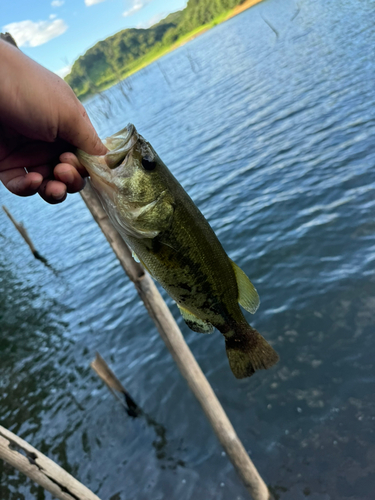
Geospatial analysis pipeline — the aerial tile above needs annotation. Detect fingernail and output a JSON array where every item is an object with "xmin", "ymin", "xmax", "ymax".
[
  {"xmin": 97, "ymin": 145, "xmax": 108, "ymax": 155},
  {"xmin": 53, "ymin": 192, "xmax": 66, "ymax": 201},
  {"xmin": 58, "ymin": 166, "xmax": 71, "ymax": 174},
  {"xmin": 30, "ymin": 178, "xmax": 42, "ymax": 188},
  {"xmin": 93, "ymin": 140, "xmax": 108, "ymax": 155}
]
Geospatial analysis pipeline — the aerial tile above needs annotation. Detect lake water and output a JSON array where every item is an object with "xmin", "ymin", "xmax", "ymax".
[{"xmin": 1, "ymin": 0, "xmax": 375, "ymax": 498}]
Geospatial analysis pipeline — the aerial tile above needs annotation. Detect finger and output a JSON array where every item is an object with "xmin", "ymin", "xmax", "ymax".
[
  {"xmin": 54, "ymin": 163, "xmax": 86, "ymax": 193},
  {"xmin": 0, "ymin": 168, "xmax": 43, "ymax": 196},
  {"xmin": 58, "ymin": 96, "xmax": 107, "ymax": 156},
  {"xmin": 28, "ymin": 164, "xmax": 83, "ymax": 198},
  {"xmin": 27, "ymin": 164, "xmax": 54, "ymax": 179},
  {"xmin": 38, "ymin": 178, "xmax": 67, "ymax": 204},
  {"xmin": 0, "ymin": 141, "xmax": 68, "ymax": 172},
  {"xmin": 59, "ymin": 152, "xmax": 88, "ymax": 177}
]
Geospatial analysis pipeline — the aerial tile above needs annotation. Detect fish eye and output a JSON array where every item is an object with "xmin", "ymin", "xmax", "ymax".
[{"xmin": 141, "ymin": 157, "xmax": 157, "ymax": 171}]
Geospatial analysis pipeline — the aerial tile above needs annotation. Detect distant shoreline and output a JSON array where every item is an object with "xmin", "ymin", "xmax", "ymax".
[
  {"xmin": 171, "ymin": 0, "xmax": 265, "ymax": 46},
  {"xmin": 83, "ymin": 0, "xmax": 264, "ymax": 100}
]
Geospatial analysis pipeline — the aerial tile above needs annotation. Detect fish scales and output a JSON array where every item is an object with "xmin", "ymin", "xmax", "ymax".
[
  {"xmin": 77, "ymin": 124, "xmax": 279, "ymax": 378},
  {"xmin": 128, "ymin": 186, "xmax": 240, "ymax": 326}
]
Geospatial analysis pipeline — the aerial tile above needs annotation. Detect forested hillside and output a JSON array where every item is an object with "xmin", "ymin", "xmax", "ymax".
[{"xmin": 65, "ymin": 0, "xmax": 246, "ymax": 98}]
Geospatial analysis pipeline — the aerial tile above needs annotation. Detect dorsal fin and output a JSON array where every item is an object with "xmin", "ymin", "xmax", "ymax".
[
  {"xmin": 177, "ymin": 304, "xmax": 214, "ymax": 334},
  {"xmin": 230, "ymin": 260, "xmax": 260, "ymax": 314}
]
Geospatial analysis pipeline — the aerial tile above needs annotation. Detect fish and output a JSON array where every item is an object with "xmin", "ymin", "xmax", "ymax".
[{"xmin": 77, "ymin": 124, "xmax": 279, "ymax": 378}]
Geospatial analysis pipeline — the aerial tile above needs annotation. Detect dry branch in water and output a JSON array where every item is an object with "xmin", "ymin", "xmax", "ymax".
[
  {"xmin": 0, "ymin": 426, "xmax": 101, "ymax": 500},
  {"xmin": 261, "ymin": 15, "xmax": 279, "ymax": 38},
  {"xmin": 91, "ymin": 352, "xmax": 140, "ymax": 416},
  {"xmin": 2, "ymin": 206, "xmax": 48, "ymax": 264}
]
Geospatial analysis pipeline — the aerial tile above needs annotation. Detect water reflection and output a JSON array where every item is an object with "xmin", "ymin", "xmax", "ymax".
[{"xmin": 0, "ymin": 259, "xmax": 78, "ymax": 494}]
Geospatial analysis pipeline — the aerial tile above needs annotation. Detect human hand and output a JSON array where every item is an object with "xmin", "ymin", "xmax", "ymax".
[{"xmin": 0, "ymin": 39, "xmax": 107, "ymax": 204}]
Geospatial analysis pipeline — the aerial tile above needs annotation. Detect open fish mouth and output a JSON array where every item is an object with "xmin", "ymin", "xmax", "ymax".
[
  {"xmin": 103, "ymin": 124, "xmax": 138, "ymax": 169},
  {"xmin": 76, "ymin": 123, "xmax": 138, "ymax": 178},
  {"xmin": 76, "ymin": 123, "xmax": 145, "ymax": 207},
  {"xmin": 103, "ymin": 124, "xmax": 136, "ymax": 152}
]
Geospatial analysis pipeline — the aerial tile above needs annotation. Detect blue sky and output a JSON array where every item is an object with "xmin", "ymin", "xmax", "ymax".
[{"xmin": 2, "ymin": 0, "xmax": 187, "ymax": 77}]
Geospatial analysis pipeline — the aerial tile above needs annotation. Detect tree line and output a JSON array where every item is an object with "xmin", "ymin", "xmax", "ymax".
[{"xmin": 65, "ymin": 0, "xmax": 245, "ymax": 98}]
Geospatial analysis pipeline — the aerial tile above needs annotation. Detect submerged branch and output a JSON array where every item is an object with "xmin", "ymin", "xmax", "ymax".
[
  {"xmin": 0, "ymin": 426, "xmax": 101, "ymax": 500},
  {"xmin": 91, "ymin": 352, "xmax": 140, "ymax": 417},
  {"xmin": 2, "ymin": 205, "xmax": 50, "ymax": 266}
]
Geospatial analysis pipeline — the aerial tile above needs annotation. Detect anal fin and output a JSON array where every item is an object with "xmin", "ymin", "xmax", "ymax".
[
  {"xmin": 230, "ymin": 260, "xmax": 260, "ymax": 314},
  {"xmin": 177, "ymin": 304, "xmax": 214, "ymax": 334}
]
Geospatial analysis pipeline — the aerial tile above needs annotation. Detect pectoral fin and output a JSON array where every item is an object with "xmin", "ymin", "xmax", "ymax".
[
  {"xmin": 130, "ymin": 249, "xmax": 152, "ymax": 275},
  {"xmin": 177, "ymin": 304, "xmax": 214, "ymax": 334},
  {"xmin": 230, "ymin": 260, "xmax": 260, "ymax": 314},
  {"xmin": 131, "ymin": 250, "xmax": 140, "ymax": 263}
]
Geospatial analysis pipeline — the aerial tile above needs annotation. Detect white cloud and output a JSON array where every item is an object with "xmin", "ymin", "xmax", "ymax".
[
  {"xmin": 85, "ymin": 0, "xmax": 107, "ymax": 5},
  {"xmin": 123, "ymin": 0, "xmax": 150, "ymax": 18},
  {"xmin": 55, "ymin": 64, "xmax": 72, "ymax": 78},
  {"xmin": 3, "ymin": 19, "xmax": 68, "ymax": 48},
  {"xmin": 49, "ymin": 14, "xmax": 57, "ymax": 19},
  {"xmin": 51, "ymin": 0, "xmax": 64, "ymax": 6}
]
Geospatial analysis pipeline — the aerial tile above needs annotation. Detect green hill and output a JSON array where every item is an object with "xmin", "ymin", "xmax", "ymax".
[{"xmin": 65, "ymin": 0, "xmax": 246, "ymax": 99}]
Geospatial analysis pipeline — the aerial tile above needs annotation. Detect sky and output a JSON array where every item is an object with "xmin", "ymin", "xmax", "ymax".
[{"xmin": 1, "ymin": 0, "xmax": 188, "ymax": 77}]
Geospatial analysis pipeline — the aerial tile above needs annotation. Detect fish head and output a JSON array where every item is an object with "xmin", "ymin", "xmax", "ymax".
[{"xmin": 77, "ymin": 124, "xmax": 174, "ymax": 239}]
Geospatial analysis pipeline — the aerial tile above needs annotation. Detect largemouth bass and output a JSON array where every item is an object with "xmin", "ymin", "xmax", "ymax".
[{"xmin": 77, "ymin": 125, "xmax": 279, "ymax": 378}]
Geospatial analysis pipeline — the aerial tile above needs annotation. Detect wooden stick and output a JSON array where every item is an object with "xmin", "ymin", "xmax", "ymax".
[
  {"xmin": 91, "ymin": 352, "xmax": 140, "ymax": 416},
  {"xmin": 2, "ymin": 205, "xmax": 47, "ymax": 263},
  {"xmin": 0, "ymin": 426, "xmax": 101, "ymax": 500},
  {"xmin": 91, "ymin": 353, "xmax": 173, "ymax": 461},
  {"xmin": 81, "ymin": 182, "xmax": 271, "ymax": 500},
  {"xmin": 2, "ymin": 206, "xmax": 37, "ymax": 253}
]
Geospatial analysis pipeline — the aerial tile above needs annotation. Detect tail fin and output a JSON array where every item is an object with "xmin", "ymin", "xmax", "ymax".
[{"xmin": 225, "ymin": 324, "xmax": 279, "ymax": 379}]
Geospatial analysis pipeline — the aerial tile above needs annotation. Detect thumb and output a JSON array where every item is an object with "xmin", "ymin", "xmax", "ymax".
[{"xmin": 58, "ymin": 95, "xmax": 107, "ymax": 156}]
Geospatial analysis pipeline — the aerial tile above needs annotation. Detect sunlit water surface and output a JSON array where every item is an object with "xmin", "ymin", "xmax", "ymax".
[{"xmin": 1, "ymin": 0, "xmax": 375, "ymax": 498}]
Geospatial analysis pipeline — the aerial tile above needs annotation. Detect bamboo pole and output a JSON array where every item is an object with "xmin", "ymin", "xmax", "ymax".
[
  {"xmin": 81, "ymin": 182, "xmax": 271, "ymax": 500},
  {"xmin": 0, "ymin": 426, "xmax": 101, "ymax": 500}
]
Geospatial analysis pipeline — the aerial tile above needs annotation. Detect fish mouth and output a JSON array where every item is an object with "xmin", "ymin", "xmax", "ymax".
[
  {"xmin": 77, "ymin": 123, "xmax": 138, "ymax": 180},
  {"xmin": 103, "ymin": 124, "xmax": 138, "ymax": 169},
  {"xmin": 76, "ymin": 124, "xmax": 140, "ymax": 204},
  {"xmin": 103, "ymin": 124, "xmax": 136, "ymax": 152}
]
